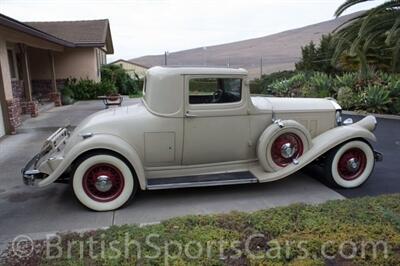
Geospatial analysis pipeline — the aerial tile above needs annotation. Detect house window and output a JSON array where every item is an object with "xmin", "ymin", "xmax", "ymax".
[
  {"xmin": 189, "ymin": 78, "xmax": 242, "ymax": 104},
  {"xmin": 7, "ymin": 49, "xmax": 18, "ymax": 80}
]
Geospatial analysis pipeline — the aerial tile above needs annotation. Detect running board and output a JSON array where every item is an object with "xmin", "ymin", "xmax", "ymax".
[{"xmin": 146, "ymin": 171, "xmax": 258, "ymax": 190}]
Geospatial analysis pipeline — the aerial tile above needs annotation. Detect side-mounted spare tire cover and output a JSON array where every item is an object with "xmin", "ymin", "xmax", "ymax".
[{"xmin": 257, "ymin": 120, "xmax": 312, "ymax": 172}]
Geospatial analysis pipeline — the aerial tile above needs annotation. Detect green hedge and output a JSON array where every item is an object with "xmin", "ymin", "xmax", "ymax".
[
  {"xmin": 60, "ymin": 65, "xmax": 143, "ymax": 102},
  {"xmin": 62, "ymin": 78, "xmax": 117, "ymax": 101}
]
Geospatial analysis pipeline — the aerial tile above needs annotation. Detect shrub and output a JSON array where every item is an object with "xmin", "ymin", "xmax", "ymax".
[
  {"xmin": 96, "ymin": 80, "xmax": 117, "ymax": 96},
  {"xmin": 261, "ymin": 70, "xmax": 298, "ymax": 85},
  {"xmin": 337, "ymin": 86, "xmax": 361, "ymax": 110},
  {"xmin": 249, "ymin": 79, "xmax": 264, "ymax": 94},
  {"xmin": 287, "ymin": 72, "xmax": 307, "ymax": 96},
  {"xmin": 60, "ymin": 86, "xmax": 74, "ymax": 105},
  {"xmin": 256, "ymin": 70, "xmax": 399, "ymax": 114},
  {"xmin": 266, "ymin": 72, "xmax": 308, "ymax": 97},
  {"xmin": 388, "ymin": 79, "xmax": 400, "ymax": 114},
  {"xmin": 334, "ymin": 72, "xmax": 358, "ymax": 89},
  {"xmin": 64, "ymin": 78, "xmax": 117, "ymax": 100},
  {"xmin": 363, "ymin": 84, "xmax": 391, "ymax": 113},
  {"xmin": 269, "ymin": 79, "xmax": 292, "ymax": 96},
  {"xmin": 101, "ymin": 64, "xmax": 140, "ymax": 95},
  {"xmin": 303, "ymin": 72, "xmax": 332, "ymax": 98}
]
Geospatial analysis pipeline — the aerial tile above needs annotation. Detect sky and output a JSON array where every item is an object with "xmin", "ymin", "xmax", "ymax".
[{"xmin": 0, "ymin": 0, "xmax": 384, "ymax": 61}]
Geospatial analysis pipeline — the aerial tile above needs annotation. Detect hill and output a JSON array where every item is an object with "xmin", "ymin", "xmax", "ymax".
[{"xmin": 130, "ymin": 12, "xmax": 360, "ymax": 79}]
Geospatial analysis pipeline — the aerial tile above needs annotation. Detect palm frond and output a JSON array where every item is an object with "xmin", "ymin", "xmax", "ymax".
[
  {"xmin": 391, "ymin": 37, "xmax": 400, "ymax": 71},
  {"xmin": 335, "ymin": 0, "xmax": 373, "ymax": 17},
  {"xmin": 386, "ymin": 15, "xmax": 400, "ymax": 44},
  {"xmin": 359, "ymin": 1, "xmax": 400, "ymax": 35}
]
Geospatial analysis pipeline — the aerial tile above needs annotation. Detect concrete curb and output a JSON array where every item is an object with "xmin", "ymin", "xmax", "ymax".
[{"xmin": 343, "ymin": 111, "xmax": 400, "ymax": 120}]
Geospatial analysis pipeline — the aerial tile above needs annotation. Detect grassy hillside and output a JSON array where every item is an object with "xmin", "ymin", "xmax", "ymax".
[{"xmin": 131, "ymin": 12, "xmax": 362, "ymax": 79}]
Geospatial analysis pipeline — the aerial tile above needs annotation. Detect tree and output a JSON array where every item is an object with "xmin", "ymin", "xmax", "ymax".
[
  {"xmin": 332, "ymin": 0, "xmax": 400, "ymax": 78},
  {"xmin": 101, "ymin": 64, "xmax": 139, "ymax": 95},
  {"xmin": 295, "ymin": 35, "xmax": 338, "ymax": 74}
]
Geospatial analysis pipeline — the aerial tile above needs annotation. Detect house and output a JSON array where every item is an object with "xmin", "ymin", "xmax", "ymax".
[
  {"xmin": 0, "ymin": 13, "xmax": 114, "ymax": 137},
  {"xmin": 109, "ymin": 59, "xmax": 148, "ymax": 79}
]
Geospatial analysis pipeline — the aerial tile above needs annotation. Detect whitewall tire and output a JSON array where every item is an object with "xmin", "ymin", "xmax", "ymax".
[
  {"xmin": 72, "ymin": 154, "xmax": 136, "ymax": 211},
  {"xmin": 324, "ymin": 140, "xmax": 375, "ymax": 188}
]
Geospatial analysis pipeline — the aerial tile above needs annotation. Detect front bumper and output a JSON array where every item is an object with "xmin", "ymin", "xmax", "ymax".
[
  {"xmin": 22, "ymin": 127, "xmax": 69, "ymax": 186},
  {"xmin": 22, "ymin": 153, "xmax": 47, "ymax": 186}
]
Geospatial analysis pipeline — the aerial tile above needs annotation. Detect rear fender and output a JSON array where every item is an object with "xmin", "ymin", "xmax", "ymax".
[
  {"xmin": 252, "ymin": 115, "xmax": 377, "ymax": 182},
  {"xmin": 38, "ymin": 134, "xmax": 146, "ymax": 189}
]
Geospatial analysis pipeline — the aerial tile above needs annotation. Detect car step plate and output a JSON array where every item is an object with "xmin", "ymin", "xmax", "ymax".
[{"xmin": 147, "ymin": 171, "xmax": 258, "ymax": 190}]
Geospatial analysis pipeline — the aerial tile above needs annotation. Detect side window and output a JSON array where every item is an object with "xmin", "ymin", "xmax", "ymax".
[{"xmin": 189, "ymin": 78, "xmax": 242, "ymax": 104}]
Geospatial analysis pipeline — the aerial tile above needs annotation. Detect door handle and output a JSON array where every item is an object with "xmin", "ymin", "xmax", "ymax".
[{"xmin": 185, "ymin": 112, "xmax": 197, "ymax": 118}]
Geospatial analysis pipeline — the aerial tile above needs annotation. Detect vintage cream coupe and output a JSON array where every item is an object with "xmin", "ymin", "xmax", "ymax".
[{"xmin": 23, "ymin": 67, "xmax": 382, "ymax": 211}]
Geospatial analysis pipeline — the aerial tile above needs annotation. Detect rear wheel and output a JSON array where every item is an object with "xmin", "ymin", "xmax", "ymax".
[
  {"xmin": 72, "ymin": 153, "xmax": 137, "ymax": 211},
  {"xmin": 323, "ymin": 140, "xmax": 374, "ymax": 188}
]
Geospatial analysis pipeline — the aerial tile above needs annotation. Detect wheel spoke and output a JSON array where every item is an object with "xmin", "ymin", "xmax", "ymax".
[
  {"xmin": 82, "ymin": 163, "xmax": 125, "ymax": 202},
  {"xmin": 271, "ymin": 133, "xmax": 304, "ymax": 167},
  {"xmin": 337, "ymin": 148, "xmax": 367, "ymax": 180}
]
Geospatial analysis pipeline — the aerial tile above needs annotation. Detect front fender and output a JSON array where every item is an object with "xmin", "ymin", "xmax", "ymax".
[
  {"xmin": 252, "ymin": 115, "xmax": 377, "ymax": 182},
  {"xmin": 38, "ymin": 134, "xmax": 146, "ymax": 189}
]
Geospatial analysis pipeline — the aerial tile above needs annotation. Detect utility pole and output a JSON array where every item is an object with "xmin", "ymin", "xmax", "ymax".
[
  {"xmin": 260, "ymin": 57, "xmax": 263, "ymax": 78},
  {"xmin": 164, "ymin": 51, "xmax": 168, "ymax": 66},
  {"xmin": 203, "ymin": 47, "xmax": 207, "ymax": 66}
]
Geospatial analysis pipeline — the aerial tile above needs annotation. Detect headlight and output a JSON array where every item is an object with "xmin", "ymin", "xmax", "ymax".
[{"xmin": 335, "ymin": 110, "xmax": 342, "ymax": 126}]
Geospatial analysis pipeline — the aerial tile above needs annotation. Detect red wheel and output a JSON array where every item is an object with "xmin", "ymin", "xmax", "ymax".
[
  {"xmin": 82, "ymin": 163, "xmax": 125, "ymax": 203},
  {"xmin": 337, "ymin": 148, "xmax": 367, "ymax": 181},
  {"xmin": 271, "ymin": 133, "xmax": 304, "ymax": 167}
]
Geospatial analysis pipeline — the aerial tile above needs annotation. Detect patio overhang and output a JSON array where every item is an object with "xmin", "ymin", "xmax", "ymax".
[{"xmin": 0, "ymin": 15, "xmax": 70, "ymax": 134}]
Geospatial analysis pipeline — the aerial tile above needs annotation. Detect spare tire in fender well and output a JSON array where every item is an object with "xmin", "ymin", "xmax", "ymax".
[{"xmin": 257, "ymin": 120, "xmax": 313, "ymax": 172}]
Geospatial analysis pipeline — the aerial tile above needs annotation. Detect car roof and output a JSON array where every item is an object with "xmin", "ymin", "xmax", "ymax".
[{"xmin": 147, "ymin": 66, "xmax": 248, "ymax": 76}]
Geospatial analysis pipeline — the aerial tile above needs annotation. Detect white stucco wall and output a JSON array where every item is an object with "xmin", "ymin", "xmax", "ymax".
[
  {"xmin": 29, "ymin": 47, "xmax": 100, "ymax": 82},
  {"xmin": 54, "ymin": 47, "xmax": 99, "ymax": 82}
]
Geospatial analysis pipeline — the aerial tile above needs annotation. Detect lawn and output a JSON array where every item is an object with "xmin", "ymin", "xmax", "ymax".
[{"xmin": 2, "ymin": 194, "xmax": 400, "ymax": 265}]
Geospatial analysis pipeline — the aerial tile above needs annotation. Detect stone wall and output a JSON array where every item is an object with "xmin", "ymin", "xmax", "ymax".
[
  {"xmin": 6, "ymin": 99, "xmax": 21, "ymax": 135},
  {"xmin": 11, "ymin": 80, "xmax": 24, "ymax": 114},
  {"xmin": 11, "ymin": 80, "xmax": 39, "ymax": 120},
  {"xmin": 4, "ymin": 79, "xmax": 64, "ymax": 134},
  {"xmin": 20, "ymin": 101, "xmax": 38, "ymax": 117}
]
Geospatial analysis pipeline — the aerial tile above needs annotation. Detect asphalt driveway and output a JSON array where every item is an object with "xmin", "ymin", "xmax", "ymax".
[
  {"xmin": 333, "ymin": 114, "xmax": 400, "ymax": 198},
  {"xmin": 0, "ymin": 101, "xmax": 399, "ymax": 250}
]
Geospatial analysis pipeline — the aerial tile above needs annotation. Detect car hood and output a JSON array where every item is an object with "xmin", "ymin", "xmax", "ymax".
[{"xmin": 251, "ymin": 96, "xmax": 340, "ymax": 113}]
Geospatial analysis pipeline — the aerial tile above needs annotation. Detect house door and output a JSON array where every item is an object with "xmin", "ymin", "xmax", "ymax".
[{"xmin": 182, "ymin": 75, "xmax": 251, "ymax": 165}]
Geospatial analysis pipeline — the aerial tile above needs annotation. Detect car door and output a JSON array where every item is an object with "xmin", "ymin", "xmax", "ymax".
[{"xmin": 182, "ymin": 75, "xmax": 251, "ymax": 165}]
